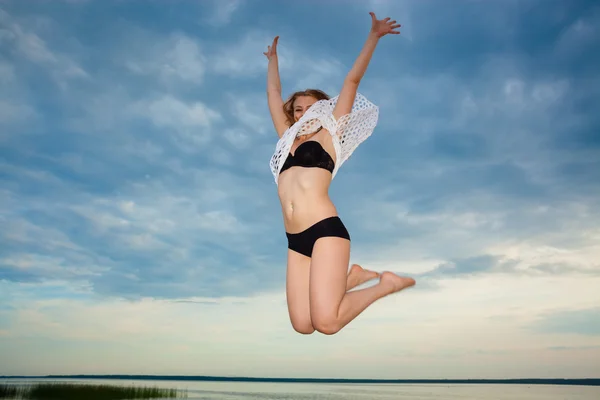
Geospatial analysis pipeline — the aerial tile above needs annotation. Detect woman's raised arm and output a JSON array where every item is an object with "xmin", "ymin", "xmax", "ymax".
[
  {"xmin": 264, "ymin": 36, "xmax": 289, "ymax": 138},
  {"xmin": 333, "ymin": 12, "xmax": 401, "ymax": 120}
]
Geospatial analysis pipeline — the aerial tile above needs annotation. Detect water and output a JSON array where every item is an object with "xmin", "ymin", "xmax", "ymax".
[{"xmin": 2, "ymin": 378, "xmax": 599, "ymax": 399}]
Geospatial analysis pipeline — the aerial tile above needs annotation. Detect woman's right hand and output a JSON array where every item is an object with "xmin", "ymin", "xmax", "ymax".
[{"xmin": 263, "ymin": 36, "xmax": 279, "ymax": 60}]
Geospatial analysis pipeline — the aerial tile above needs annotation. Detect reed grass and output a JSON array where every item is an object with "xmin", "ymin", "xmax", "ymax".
[
  {"xmin": 0, "ymin": 382, "xmax": 186, "ymax": 399},
  {"xmin": 0, "ymin": 384, "xmax": 23, "ymax": 399}
]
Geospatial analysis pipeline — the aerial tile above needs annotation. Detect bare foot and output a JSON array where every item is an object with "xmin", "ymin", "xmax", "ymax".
[
  {"xmin": 380, "ymin": 271, "xmax": 416, "ymax": 294},
  {"xmin": 347, "ymin": 264, "xmax": 380, "ymax": 290}
]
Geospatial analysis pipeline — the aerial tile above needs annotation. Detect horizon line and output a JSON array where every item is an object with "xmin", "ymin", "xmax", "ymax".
[{"xmin": 1, "ymin": 375, "xmax": 599, "ymax": 386}]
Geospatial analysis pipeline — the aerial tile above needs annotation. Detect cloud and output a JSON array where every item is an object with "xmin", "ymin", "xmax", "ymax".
[
  {"xmin": 120, "ymin": 31, "xmax": 206, "ymax": 86},
  {"xmin": 210, "ymin": 30, "xmax": 271, "ymax": 78},
  {"xmin": 204, "ymin": 0, "xmax": 243, "ymax": 27},
  {"xmin": 328, "ymin": 13, "xmax": 600, "ymax": 282},
  {"xmin": 548, "ymin": 345, "xmax": 600, "ymax": 351},
  {"xmin": 2, "ymin": 0, "xmax": 596, "ymax": 300},
  {"xmin": 0, "ymin": 6, "xmax": 282, "ymax": 300},
  {"xmin": 422, "ymin": 255, "xmax": 518, "ymax": 277},
  {"xmin": 3, "ymin": 274, "xmax": 597, "ymax": 378},
  {"xmin": 0, "ymin": 7, "xmax": 87, "ymax": 83},
  {"xmin": 554, "ymin": 6, "xmax": 600, "ymax": 65},
  {"xmin": 0, "ymin": 161, "xmax": 285, "ymax": 299},
  {"xmin": 532, "ymin": 308, "xmax": 600, "ymax": 336},
  {"xmin": 209, "ymin": 28, "xmax": 345, "ymax": 94},
  {"xmin": 0, "ymin": 59, "xmax": 14, "ymax": 82},
  {"xmin": 227, "ymin": 91, "xmax": 272, "ymax": 135},
  {"xmin": 0, "ymin": 100, "xmax": 37, "ymax": 126},
  {"xmin": 417, "ymin": 253, "xmax": 600, "ymax": 285},
  {"xmin": 129, "ymin": 94, "xmax": 222, "ymax": 149}
]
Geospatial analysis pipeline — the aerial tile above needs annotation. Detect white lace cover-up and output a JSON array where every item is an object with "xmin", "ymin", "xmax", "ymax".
[{"xmin": 269, "ymin": 93, "xmax": 379, "ymax": 185}]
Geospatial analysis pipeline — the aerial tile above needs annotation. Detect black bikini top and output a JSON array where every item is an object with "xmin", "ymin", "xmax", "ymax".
[{"xmin": 279, "ymin": 140, "xmax": 335, "ymax": 175}]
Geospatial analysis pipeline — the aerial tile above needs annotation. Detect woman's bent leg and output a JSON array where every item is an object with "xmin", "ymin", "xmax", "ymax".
[
  {"xmin": 286, "ymin": 250, "xmax": 378, "ymax": 334},
  {"xmin": 286, "ymin": 249, "xmax": 315, "ymax": 334},
  {"xmin": 309, "ymin": 237, "xmax": 415, "ymax": 335}
]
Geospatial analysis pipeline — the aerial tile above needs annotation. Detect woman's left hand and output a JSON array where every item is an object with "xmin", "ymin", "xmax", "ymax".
[{"xmin": 369, "ymin": 12, "xmax": 401, "ymax": 37}]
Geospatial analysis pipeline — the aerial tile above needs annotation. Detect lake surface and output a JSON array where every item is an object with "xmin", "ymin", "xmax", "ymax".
[{"xmin": 2, "ymin": 378, "xmax": 600, "ymax": 399}]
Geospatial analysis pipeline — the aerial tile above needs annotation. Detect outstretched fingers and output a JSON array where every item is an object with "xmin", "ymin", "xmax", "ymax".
[
  {"xmin": 264, "ymin": 36, "xmax": 279, "ymax": 58},
  {"xmin": 369, "ymin": 11, "xmax": 402, "ymax": 36}
]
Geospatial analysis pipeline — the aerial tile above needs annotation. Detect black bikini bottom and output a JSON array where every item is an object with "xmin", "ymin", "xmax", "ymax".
[{"xmin": 286, "ymin": 216, "xmax": 351, "ymax": 258}]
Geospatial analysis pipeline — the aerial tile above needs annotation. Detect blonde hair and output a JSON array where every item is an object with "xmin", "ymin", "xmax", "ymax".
[{"xmin": 282, "ymin": 89, "xmax": 330, "ymax": 126}]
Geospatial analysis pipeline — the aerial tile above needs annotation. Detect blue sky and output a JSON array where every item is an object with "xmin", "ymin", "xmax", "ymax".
[{"xmin": 1, "ymin": 0, "xmax": 599, "ymax": 379}]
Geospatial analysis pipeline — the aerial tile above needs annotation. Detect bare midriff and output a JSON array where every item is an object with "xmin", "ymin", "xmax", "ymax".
[
  {"xmin": 278, "ymin": 167, "xmax": 338, "ymax": 234},
  {"xmin": 277, "ymin": 132, "xmax": 338, "ymax": 234}
]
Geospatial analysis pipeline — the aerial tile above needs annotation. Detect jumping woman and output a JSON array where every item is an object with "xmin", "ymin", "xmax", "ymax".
[{"xmin": 265, "ymin": 12, "xmax": 416, "ymax": 335}]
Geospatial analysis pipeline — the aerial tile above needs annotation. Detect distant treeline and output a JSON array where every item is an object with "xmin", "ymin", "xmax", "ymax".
[{"xmin": 1, "ymin": 375, "xmax": 599, "ymax": 386}]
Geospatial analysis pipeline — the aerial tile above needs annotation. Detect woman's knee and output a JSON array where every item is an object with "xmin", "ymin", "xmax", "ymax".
[
  {"xmin": 290, "ymin": 317, "xmax": 315, "ymax": 335},
  {"xmin": 311, "ymin": 313, "xmax": 342, "ymax": 335}
]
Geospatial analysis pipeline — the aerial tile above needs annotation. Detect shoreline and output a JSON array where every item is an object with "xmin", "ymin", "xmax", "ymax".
[{"xmin": 1, "ymin": 375, "xmax": 599, "ymax": 387}]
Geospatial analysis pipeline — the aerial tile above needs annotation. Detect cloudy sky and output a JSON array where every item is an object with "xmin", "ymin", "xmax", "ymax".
[{"xmin": 1, "ymin": 0, "xmax": 599, "ymax": 379}]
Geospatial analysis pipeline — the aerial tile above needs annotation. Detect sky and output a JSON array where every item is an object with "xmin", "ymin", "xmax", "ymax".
[{"xmin": 1, "ymin": 0, "xmax": 599, "ymax": 380}]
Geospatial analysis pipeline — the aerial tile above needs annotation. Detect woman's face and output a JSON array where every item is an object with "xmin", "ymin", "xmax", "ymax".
[{"xmin": 293, "ymin": 96, "xmax": 318, "ymax": 122}]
